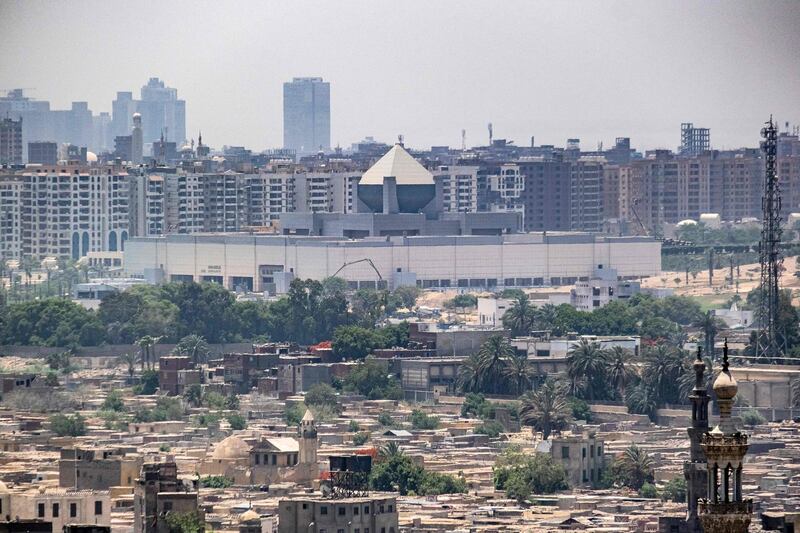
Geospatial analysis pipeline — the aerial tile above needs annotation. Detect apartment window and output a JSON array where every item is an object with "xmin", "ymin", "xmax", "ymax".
[
  {"xmin": 379, "ymin": 504, "xmax": 384, "ymax": 513},
  {"xmin": 583, "ymin": 470, "xmax": 588, "ymax": 482},
  {"xmin": 70, "ymin": 503, "xmax": 77, "ymax": 517},
  {"xmin": 561, "ymin": 447, "xmax": 570, "ymax": 459},
  {"xmin": 271, "ymin": 454, "xmax": 277, "ymax": 465},
  {"xmin": 338, "ymin": 530, "xmax": 344, "ymax": 533},
  {"xmin": 38, "ymin": 503, "xmax": 45, "ymax": 518},
  {"xmin": 582, "ymin": 448, "xmax": 586, "ymax": 458},
  {"xmin": 302, "ymin": 503, "xmax": 308, "ymax": 510},
  {"xmin": 94, "ymin": 501, "xmax": 103, "ymax": 515},
  {"xmin": 163, "ymin": 502, "xmax": 173, "ymax": 512},
  {"xmin": 388, "ymin": 504, "xmax": 393, "ymax": 513},
  {"xmin": 364, "ymin": 506, "xmax": 370, "ymax": 515},
  {"xmin": 338, "ymin": 506, "xmax": 346, "ymax": 516},
  {"xmin": 254, "ymin": 454, "xmax": 260, "ymax": 465},
  {"xmin": 590, "ymin": 445, "xmax": 594, "ymax": 458},
  {"xmin": 320, "ymin": 506, "xmax": 328, "ymax": 515},
  {"xmin": 52, "ymin": 503, "xmax": 59, "ymax": 517},
  {"xmin": 353, "ymin": 506, "xmax": 359, "ymax": 515}
]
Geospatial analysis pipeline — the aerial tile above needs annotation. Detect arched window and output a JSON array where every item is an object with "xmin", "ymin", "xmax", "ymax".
[
  {"xmin": 71, "ymin": 233, "xmax": 80, "ymax": 260},
  {"xmin": 109, "ymin": 231, "xmax": 118, "ymax": 252},
  {"xmin": 121, "ymin": 230, "xmax": 128, "ymax": 251},
  {"xmin": 82, "ymin": 231, "xmax": 90, "ymax": 257}
]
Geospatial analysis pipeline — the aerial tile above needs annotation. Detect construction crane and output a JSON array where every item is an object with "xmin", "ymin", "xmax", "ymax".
[
  {"xmin": 630, "ymin": 198, "xmax": 648, "ymax": 236},
  {"xmin": 332, "ymin": 258, "xmax": 383, "ymax": 281}
]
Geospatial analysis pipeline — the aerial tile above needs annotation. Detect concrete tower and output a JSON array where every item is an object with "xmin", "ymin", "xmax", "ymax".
[
  {"xmin": 298, "ymin": 408, "xmax": 317, "ymax": 466},
  {"xmin": 698, "ymin": 342, "xmax": 752, "ymax": 533},
  {"xmin": 131, "ymin": 112, "xmax": 143, "ymax": 164}
]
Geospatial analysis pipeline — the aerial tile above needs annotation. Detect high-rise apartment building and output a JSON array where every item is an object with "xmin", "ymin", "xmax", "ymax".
[
  {"xmin": 434, "ymin": 166, "xmax": 480, "ymax": 213},
  {"xmin": 517, "ymin": 159, "xmax": 572, "ymax": 231},
  {"xmin": 0, "ymin": 117, "xmax": 23, "ymax": 165},
  {"xmin": 680, "ymin": 122, "xmax": 710, "ymax": 155},
  {"xmin": 570, "ymin": 157, "xmax": 606, "ymax": 232},
  {"xmin": 0, "ymin": 175, "xmax": 22, "ymax": 260},
  {"xmin": 283, "ymin": 77, "xmax": 330, "ymax": 155},
  {"xmin": 0, "ymin": 164, "xmax": 130, "ymax": 260}
]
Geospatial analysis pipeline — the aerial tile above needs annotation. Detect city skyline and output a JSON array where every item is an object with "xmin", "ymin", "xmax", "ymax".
[{"xmin": 2, "ymin": 1, "xmax": 799, "ymax": 151}]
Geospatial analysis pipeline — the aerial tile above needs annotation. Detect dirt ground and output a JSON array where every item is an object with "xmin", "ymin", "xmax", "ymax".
[{"xmin": 641, "ymin": 255, "xmax": 800, "ymax": 309}]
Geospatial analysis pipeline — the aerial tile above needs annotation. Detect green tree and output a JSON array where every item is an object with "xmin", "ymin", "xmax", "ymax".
[
  {"xmin": 519, "ymin": 379, "xmax": 571, "ymax": 439},
  {"xmin": 639, "ymin": 482, "xmax": 658, "ymax": 498},
  {"xmin": 740, "ymin": 408, "xmax": 766, "ymax": 426},
  {"xmin": 332, "ymin": 325, "xmax": 379, "ymax": 360},
  {"xmin": 101, "ymin": 390, "xmax": 125, "ymax": 412},
  {"xmin": 352, "ymin": 432, "xmax": 370, "ymax": 446},
  {"xmin": 612, "ymin": 444, "xmax": 654, "ymax": 490},
  {"xmin": 456, "ymin": 353, "xmax": 483, "ymax": 394},
  {"xmin": 502, "ymin": 294, "xmax": 537, "ymax": 336},
  {"xmin": 502, "ymin": 353, "xmax": 538, "ymax": 395},
  {"xmin": 46, "ymin": 350, "xmax": 75, "ymax": 374},
  {"xmin": 342, "ymin": 358, "xmax": 402, "ymax": 400},
  {"xmin": 476, "ymin": 335, "xmax": 515, "ymax": 394},
  {"xmin": 474, "ymin": 419, "xmax": 505, "ymax": 438},
  {"xmin": 606, "ymin": 346, "xmax": 637, "ymax": 399},
  {"xmin": 284, "ymin": 403, "xmax": 305, "ymax": 426},
  {"xmin": 173, "ymin": 334, "xmax": 210, "ymax": 364},
  {"xmin": 164, "ymin": 511, "xmax": 205, "ymax": 533},
  {"xmin": 118, "ymin": 352, "xmax": 138, "ymax": 380},
  {"xmin": 200, "ymin": 475, "xmax": 233, "ymax": 488},
  {"xmin": 410, "ymin": 409, "xmax": 439, "ymax": 430},
  {"xmin": 661, "ymin": 477, "xmax": 687, "ymax": 503},
  {"xmin": 625, "ymin": 383, "xmax": 658, "ymax": 421},
  {"xmin": 304, "ymin": 383, "xmax": 340, "ymax": 411},
  {"xmin": 389, "ymin": 285, "xmax": 420, "ymax": 310},
  {"xmin": 227, "ymin": 413, "xmax": 247, "ymax": 430},
  {"xmin": 565, "ymin": 339, "xmax": 609, "ymax": 401},
  {"xmin": 183, "ymin": 384, "xmax": 203, "ymax": 407},
  {"xmin": 460, "ymin": 393, "xmax": 495, "ymax": 419},
  {"xmin": 378, "ymin": 411, "xmax": 394, "ymax": 427},
  {"xmin": 493, "ymin": 446, "xmax": 568, "ymax": 501},
  {"xmin": 446, "ymin": 294, "xmax": 477, "ymax": 309},
  {"xmin": 135, "ymin": 369, "xmax": 159, "ymax": 395},
  {"xmin": 49, "ymin": 413, "xmax": 86, "ymax": 436}
]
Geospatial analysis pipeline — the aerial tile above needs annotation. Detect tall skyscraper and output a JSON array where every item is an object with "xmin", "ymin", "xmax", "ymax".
[
  {"xmin": 283, "ymin": 77, "xmax": 330, "ymax": 155},
  {"xmin": 111, "ymin": 78, "xmax": 186, "ymax": 146}
]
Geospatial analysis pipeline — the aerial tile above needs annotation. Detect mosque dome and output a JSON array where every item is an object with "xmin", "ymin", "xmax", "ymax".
[
  {"xmin": 86, "ymin": 151, "xmax": 98, "ymax": 163},
  {"xmin": 211, "ymin": 435, "xmax": 250, "ymax": 460},
  {"xmin": 239, "ymin": 510, "xmax": 260, "ymax": 522}
]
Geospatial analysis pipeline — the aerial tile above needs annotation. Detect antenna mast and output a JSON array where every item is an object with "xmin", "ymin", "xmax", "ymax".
[{"xmin": 756, "ymin": 116, "xmax": 785, "ymax": 360}]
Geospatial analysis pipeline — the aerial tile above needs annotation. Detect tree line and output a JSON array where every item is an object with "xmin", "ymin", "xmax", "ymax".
[{"xmin": 0, "ymin": 278, "xmax": 420, "ymax": 348}]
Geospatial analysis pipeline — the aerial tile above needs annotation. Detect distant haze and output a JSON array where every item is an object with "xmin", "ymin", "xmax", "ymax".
[{"xmin": 2, "ymin": 0, "xmax": 799, "ymax": 151}]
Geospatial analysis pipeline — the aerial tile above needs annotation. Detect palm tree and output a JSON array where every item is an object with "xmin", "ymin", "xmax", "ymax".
[
  {"xmin": 615, "ymin": 444, "xmax": 655, "ymax": 490},
  {"xmin": 457, "ymin": 354, "xmax": 483, "ymax": 394},
  {"xmin": 379, "ymin": 441, "xmax": 403, "ymax": 460},
  {"xmin": 477, "ymin": 335, "xmax": 515, "ymax": 394},
  {"xmin": 607, "ymin": 346, "xmax": 637, "ymax": 399},
  {"xmin": 118, "ymin": 352, "xmax": 138, "ymax": 380},
  {"xmin": 642, "ymin": 344, "xmax": 687, "ymax": 405},
  {"xmin": 519, "ymin": 379, "xmax": 571, "ymax": 440},
  {"xmin": 502, "ymin": 354, "xmax": 538, "ymax": 395},
  {"xmin": 136, "ymin": 336, "xmax": 161, "ymax": 371},
  {"xmin": 565, "ymin": 339, "xmax": 609, "ymax": 401},
  {"xmin": 502, "ymin": 294, "xmax": 536, "ymax": 336},
  {"xmin": 625, "ymin": 383, "xmax": 658, "ymax": 421},
  {"xmin": 533, "ymin": 303, "xmax": 558, "ymax": 332},
  {"xmin": 174, "ymin": 334, "xmax": 210, "ymax": 364},
  {"xmin": 791, "ymin": 377, "xmax": 800, "ymax": 408}
]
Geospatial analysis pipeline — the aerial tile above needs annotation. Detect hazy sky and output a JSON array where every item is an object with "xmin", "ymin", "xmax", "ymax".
[{"xmin": 2, "ymin": 0, "xmax": 799, "ymax": 152}]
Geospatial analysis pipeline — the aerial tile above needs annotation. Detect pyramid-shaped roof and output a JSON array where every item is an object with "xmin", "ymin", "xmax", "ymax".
[{"xmin": 359, "ymin": 144, "xmax": 434, "ymax": 186}]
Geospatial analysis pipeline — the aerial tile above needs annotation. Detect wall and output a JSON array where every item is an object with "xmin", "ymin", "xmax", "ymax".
[{"xmin": 0, "ymin": 343, "xmax": 253, "ymax": 359}]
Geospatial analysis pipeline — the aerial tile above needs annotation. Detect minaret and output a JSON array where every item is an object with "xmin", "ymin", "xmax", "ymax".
[
  {"xmin": 298, "ymin": 408, "xmax": 317, "ymax": 465},
  {"xmin": 685, "ymin": 346, "xmax": 710, "ymax": 530},
  {"xmin": 698, "ymin": 341, "xmax": 752, "ymax": 533}
]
